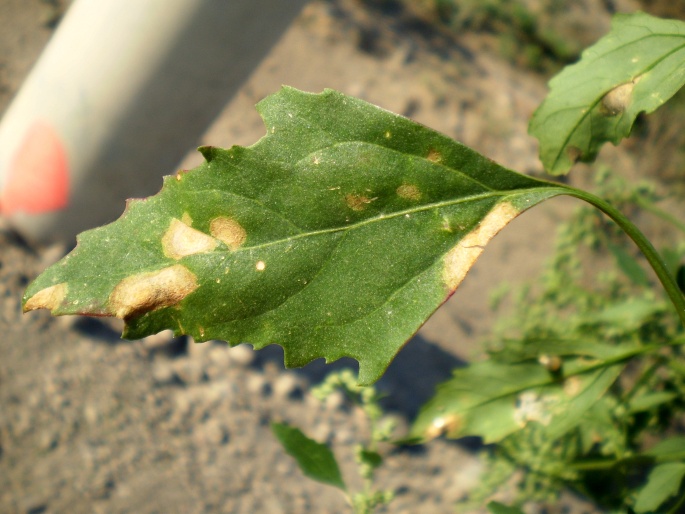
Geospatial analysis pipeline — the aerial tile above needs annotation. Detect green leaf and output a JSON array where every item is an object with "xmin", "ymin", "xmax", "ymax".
[
  {"xmin": 627, "ymin": 391, "xmax": 678, "ymax": 414},
  {"xmin": 23, "ymin": 87, "xmax": 565, "ymax": 384},
  {"xmin": 487, "ymin": 501, "xmax": 525, "ymax": 514},
  {"xmin": 410, "ymin": 358, "xmax": 623, "ymax": 444},
  {"xmin": 580, "ymin": 296, "xmax": 666, "ymax": 335},
  {"xmin": 634, "ymin": 462, "xmax": 685, "ymax": 513},
  {"xmin": 645, "ymin": 437, "xmax": 685, "ymax": 462},
  {"xmin": 606, "ymin": 240, "xmax": 650, "ymax": 287},
  {"xmin": 359, "ymin": 449, "xmax": 383, "ymax": 470},
  {"xmin": 530, "ymin": 12, "xmax": 685, "ymax": 175},
  {"xmin": 544, "ymin": 365, "xmax": 623, "ymax": 440},
  {"xmin": 271, "ymin": 422, "xmax": 346, "ymax": 491}
]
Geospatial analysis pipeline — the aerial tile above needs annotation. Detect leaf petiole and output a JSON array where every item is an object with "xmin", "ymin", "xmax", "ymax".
[{"xmin": 561, "ymin": 186, "xmax": 685, "ymax": 327}]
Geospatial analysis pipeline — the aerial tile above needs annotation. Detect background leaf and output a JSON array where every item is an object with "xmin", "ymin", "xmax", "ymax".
[
  {"xmin": 23, "ymin": 87, "xmax": 566, "ymax": 384},
  {"xmin": 634, "ymin": 462, "xmax": 685, "ymax": 513},
  {"xmin": 487, "ymin": 501, "xmax": 525, "ymax": 514},
  {"xmin": 530, "ymin": 12, "xmax": 685, "ymax": 175},
  {"xmin": 410, "ymin": 358, "xmax": 623, "ymax": 444},
  {"xmin": 271, "ymin": 422, "xmax": 346, "ymax": 491}
]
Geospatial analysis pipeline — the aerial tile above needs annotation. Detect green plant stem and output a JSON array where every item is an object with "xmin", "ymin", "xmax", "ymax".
[{"xmin": 561, "ymin": 186, "xmax": 685, "ymax": 327}]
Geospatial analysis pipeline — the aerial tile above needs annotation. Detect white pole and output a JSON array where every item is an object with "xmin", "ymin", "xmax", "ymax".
[{"xmin": 0, "ymin": 0, "xmax": 307, "ymax": 243}]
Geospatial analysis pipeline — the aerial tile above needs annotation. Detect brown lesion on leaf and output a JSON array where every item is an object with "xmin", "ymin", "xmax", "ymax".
[
  {"xmin": 162, "ymin": 218, "xmax": 218, "ymax": 260},
  {"xmin": 108, "ymin": 264, "xmax": 198, "ymax": 319},
  {"xmin": 210, "ymin": 216, "xmax": 247, "ymax": 251},
  {"xmin": 600, "ymin": 76, "xmax": 641, "ymax": 116},
  {"xmin": 443, "ymin": 202, "xmax": 519, "ymax": 291},
  {"xmin": 23, "ymin": 282, "xmax": 68, "ymax": 313},
  {"xmin": 566, "ymin": 145, "xmax": 582, "ymax": 163},
  {"xmin": 424, "ymin": 414, "xmax": 461, "ymax": 440},
  {"xmin": 345, "ymin": 194, "xmax": 374, "ymax": 211},
  {"xmin": 396, "ymin": 184, "xmax": 422, "ymax": 201},
  {"xmin": 426, "ymin": 148, "xmax": 442, "ymax": 163}
]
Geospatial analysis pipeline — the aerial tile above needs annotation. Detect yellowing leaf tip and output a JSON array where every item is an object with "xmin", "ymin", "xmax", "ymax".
[{"xmin": 23, "ymin": 283, "xmax": 68, "ymax": 313}]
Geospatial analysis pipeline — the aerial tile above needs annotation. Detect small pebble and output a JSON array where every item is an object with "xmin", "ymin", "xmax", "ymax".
[
  {"xmin": 246, "ymin": 374, "xmax": 271, "ymax": 397},
  {"xmin": 228, "ymin": 345, "xmax": 256, "ymax": 367},
  {"xmin": 193, "ymin": 419, "xmax": 229, "ymax": 446},
  {"xmin": 273, "ymin": 373, "xmax": 304, "ymax": 400},
  {"xmin": 151, "ymin": 360, "xmax": 176, "ymax": 385},
  {"xmin": 172, "ymin": 358, "xmax": 205, "ymax": 384}
]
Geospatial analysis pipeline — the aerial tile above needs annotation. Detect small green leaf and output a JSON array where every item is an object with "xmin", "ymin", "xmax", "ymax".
[
  {"xmin": 634, "ymin": 462, "xmax": 685, "ymax": 513},
  {"xmin": 645, "ymin": 437, "xmax": 685, "ymax": 461},
  {"xmin": 580, "ymin": 297, "xmax": 665, "ymax": 335},
  {"xmin": 359, "ymin": 449, "xmax": 383, "ymax": 470},
  {"xmin": 23, "ymin": 87, "xmax": 566, "ymax": 384},
  {"xmin": 487, "ymin": 501, "xmax": 525, "ymax": 514},
  {"xmin": 530, "ymin": 12, "xmax": 685, "ymax": 174},
  {"xmin": 606, "ymin": 240, "xmax": 650, "ymax": 287},
  {"xmin": 271, "ymin": 422, "xmax": 346, "ymax": 491},
  {"xmin": 628, "ymin": 391, "xmax": 678, "ymax": 414},
  {"xmin": 544, "ymin": 365, "xmax": 623, "ymax": 440}
]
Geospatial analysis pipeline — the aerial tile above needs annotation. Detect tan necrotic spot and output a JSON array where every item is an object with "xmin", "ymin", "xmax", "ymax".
[
  {"xmin": 601, "ymin": 77, "xmax": 640, "ymax": 116},
  {"xmin": 566, "ymin": 145, "xmax": 582, "ymax": 163},
  {"xmin": 162, "ymin": 218, "xmax": 218, "ymax": 260},
  {"xmin": 345, "ymin": 194, "xmax": 373, "ymax": 211},
  {"xmin": 210, "ymin": 216, "xmax": 247, "ymax": 250},
  {"xmin": 396, "ymin": 184, "xmax": 421, "ymax": 201},
  {"xmin": 24, "ymin": 282, "xmax": 68, "ymax": 313},
  {"xmin": 427, "ymin": 148, "xmax": 442, "ymax": 163},
  {"xmin": 443, "ymin": 202, "xmax": 519, "ymax": 291},
  {"xmin": 108, "ymin": 265, "xmax": 198, "ymax": 319},
  {"xmin": 424, "ymin": 414, "xmax": 461, "ymax": 440}
]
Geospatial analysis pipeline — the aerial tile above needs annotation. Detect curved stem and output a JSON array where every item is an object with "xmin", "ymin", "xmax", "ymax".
[{"xmin": 559, "ymin": 185, "xmax": 685, "ymax": 327}]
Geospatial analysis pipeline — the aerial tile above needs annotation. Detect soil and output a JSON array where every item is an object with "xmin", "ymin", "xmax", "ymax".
[{"xmin": 0, "ymin": 1, "xmax": 678, "ymax": 513}]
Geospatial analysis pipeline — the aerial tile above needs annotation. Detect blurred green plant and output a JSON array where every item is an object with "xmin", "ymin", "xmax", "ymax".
[
  {"xmin": 410, "ymin": 0, "xmax": 582, "ymax": 69},
  {"xmin": 273, "ymin": 370, "xmax": 395, "ymax": 514},
  {"xmin": 436, "ymin": 170, "xmax": 685, "ymax": 511}
]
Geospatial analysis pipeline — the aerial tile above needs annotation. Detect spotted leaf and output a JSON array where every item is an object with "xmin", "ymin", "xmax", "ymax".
[
  {"xmin": 530, "ymin": 12, "xmax": 685, "ymax": 175},
  {"xmin": 24, "ymin": 87, "xmax": 567, "ymax": 384}
]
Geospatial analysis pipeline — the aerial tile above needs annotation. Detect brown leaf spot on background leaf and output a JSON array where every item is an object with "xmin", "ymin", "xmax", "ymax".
[
  {"xmin": 600, "ymin": 78, "xmax": 639, "ymax": 116},
  {"xmin": 210, "ymin": 216, "xmax": 247, "ymax": 251},
  {"xmin": 443, "ymin": 202, "xmax": 519, "ymax": 291},
  {"xmin": 345, "ymin": 194, "xmax": 373, "ymax": 211},
  {"xmin": 108, "ymin": 265, "xmax": 198, "ymax": 319},
  {"xmin": 566, "ymin": 145, "xmax": 582, "ymax": 163},
  {"xmin": 396, "ymin": 184, "xmax": 422, "ymax": 201},
  {"xmin": 424, "ymin": 414, "xmax": 461, "ymax": 440},
  {"xmin": 162, "ymin": 218, "xmax": 218, "ymax": 260},
  {"xmin": 427, "ymin": 148, "xmax": 442, "ymax": 163},
  {"xmin": 24, "ymin": 283, "xmax": 68, "ymax": 313}
]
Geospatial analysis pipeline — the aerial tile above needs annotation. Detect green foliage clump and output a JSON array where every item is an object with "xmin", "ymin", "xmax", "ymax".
[
  {"xmin": 410, "ymin": 0, "xmax": 582, "ymax": 69},
  {"xmin": 461, "ymin": 170, "xmax": 685, "ymax": 511},
  {"xmin": 273, "ymin": 370, "xmax": 395, "ymax": 514}
]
